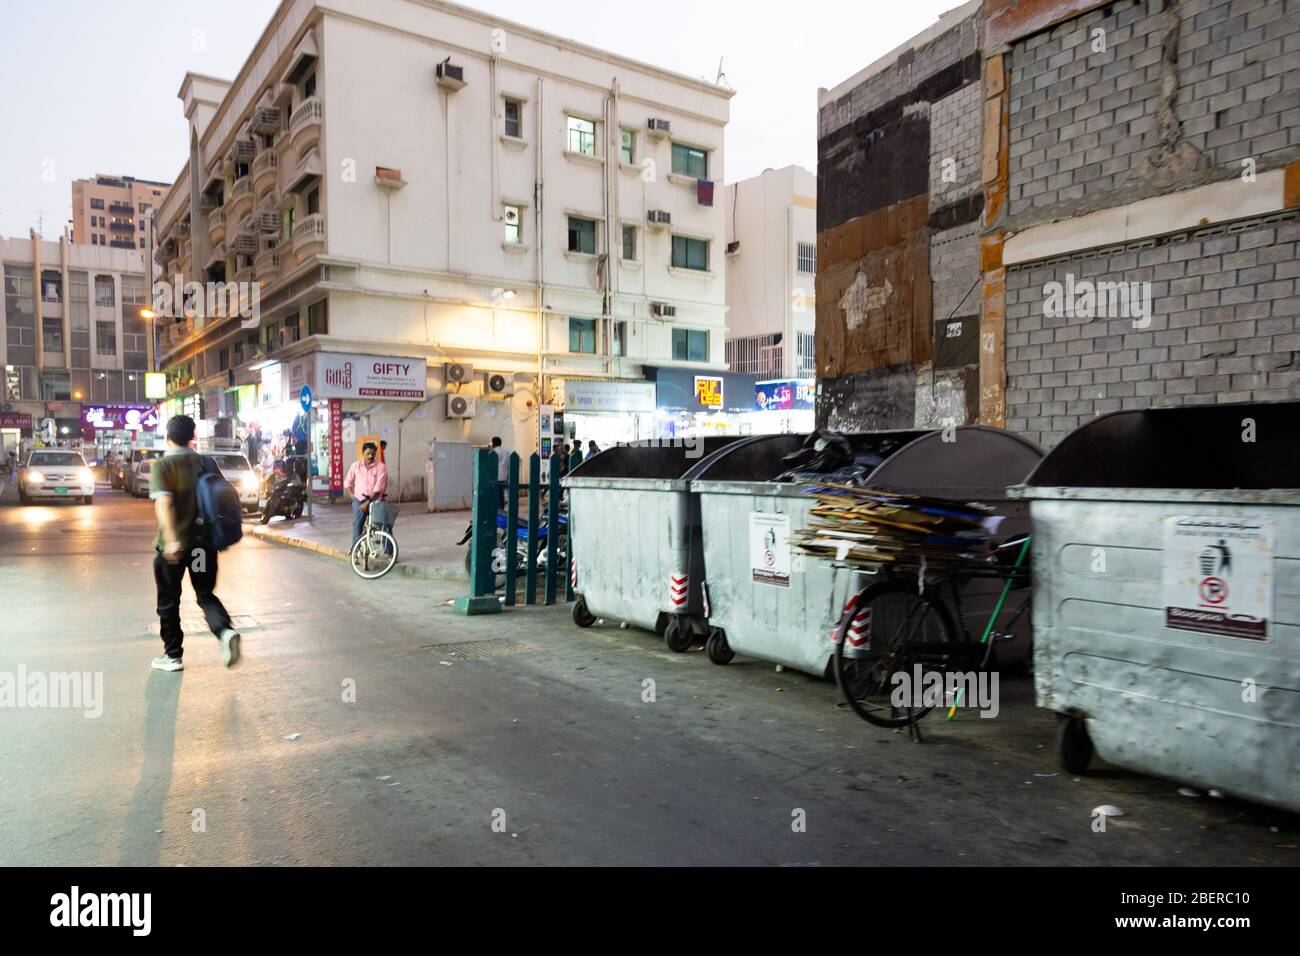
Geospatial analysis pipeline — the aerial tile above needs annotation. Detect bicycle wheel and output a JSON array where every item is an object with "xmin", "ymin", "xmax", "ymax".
[
  {"xmin": 351, "ymin": 531, "xmax": 399, "ymax": 579},
  {"xmin": 833, "ymin": 577, "xmax": 957, "ymax": 728}
]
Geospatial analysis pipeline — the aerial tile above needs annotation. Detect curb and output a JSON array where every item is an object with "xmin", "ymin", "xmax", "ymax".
[{"xmin": 251, "ymin": 525, "xmax": 469, "ymax": 582}]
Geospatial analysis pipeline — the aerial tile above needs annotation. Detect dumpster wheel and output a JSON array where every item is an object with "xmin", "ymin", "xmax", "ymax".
[
  {"xmin": 706, "ymin": 628, "xmax": 735, "ymax": 665},
  {"xmin": 664, "ymin": 619, "xmax": 694, "ymax": 653},
  {"xmin": 572, "ymin": 597, "xmax": 596, "ymax": 628},
  {"xmin": 1057, "ymin": 715, "xmax": 1094, "ymax": 774}
]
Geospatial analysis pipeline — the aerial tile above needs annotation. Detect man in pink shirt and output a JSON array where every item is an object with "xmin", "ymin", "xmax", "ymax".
[{"xmin": 344, "ymin": 441, "xmax": 388, "ymax": 546}]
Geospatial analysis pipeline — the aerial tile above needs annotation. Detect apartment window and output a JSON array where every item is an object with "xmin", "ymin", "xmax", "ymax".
[
  {"xmin": 504, "ymin": 98, "xmax": 522, "ymax": 138},
  {"xmin": 96, "ymin": 322, "xmax": 117, "ymax": 356},
  {"xmin": 504, "ymin": 204, "xmax": 522, "ymax": 244},
  {"xmin": 566, "ymin": 116, "xmax": 596, "ymax": 156},
  {"xmin": 671, "ymin": 143, "xmax": 708, "ymax": 179},
  {"xmin": 671, "ymin": 328, "xmax": 709, "ymax": 363},
  {"xmin": 303, "ymin": 71, "xmax": 317, "ymax": 98},
  {"xmin": 91, "ymin": 234, "xmax": 98, "ymax": 245},
  {"xmin": 98, "ymin": 234, "xmax": 105, "ymax": 245},
  {"xmin": 569, "ymin": 317, "xmax": 597, "ymax": 354},
  {"xmin": 797, "ymin": 241, "xmax": 816, "ymax": 275},
  {"xmin": 41, "ymin": 271, "xmax": 61, "ymax": 303},
  {"xmin": 671, "ymin": 235, "xmax": 709, "ymax": 271},
  {"xmin": 94, "ymin": 275, "xmax": 115, "ymax": 306},
  {"xmin": 612, "ymin": 320, "xmax": 627, "ymax": 358},
  {"xmin": 42, "ymin": 317, "xmax": 64, "ymax": 354},
  {"xmin": 263, "ymin": 321, "xmax": 281, "ymax": 354},
  {"xmin": 796, "ymin": 331, "xmax": 816, "ymax": 375},
  {"xmin": 567, "ymin": 216, "xmax": 596, "ymax": 255},
  {"xmin": 120, "ymin": 276, "xmax": 145, "ymax": 307},
  {"xmin": 90, "ymin": 198, "xmax": 104, "ymax": 210},
  {"xmin": 39, "ymin": 372, "xmax": 72, "ymax": 401},
  {"xmin": 621, "ymin": 224, "xmax": 637, "ymax": 261},
  {"xmin": 139, "ymin": 202, "xmax": 150, "ymax": 214},
  {"xmin": 219, "ymin": 348, "xmax": 230, "ymax": 372},
  {"xmin": 307, "ymin": 299, "xmax": 328, "ymax": 336},
  {"xmin": 620, "ymin": 128, "xmax": 634, "ymax": 165},
  {"xmin": 306, "ymin": 187, "xmax": 320, "ymax": 217},
  {"xmin": 140, "ymin": 238, "xmax": 146, "ymax": 248}
]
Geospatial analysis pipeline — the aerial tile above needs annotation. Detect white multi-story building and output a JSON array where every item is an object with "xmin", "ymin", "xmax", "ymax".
[
  {"xmin": 723, "ymin": 165, "xmax": 817, "ymax": 381},
  {"xmin": 154, "ymin": 0, "xmax": 732, "ymax": 498},
  {"xmin": 1, "ymin": 232, "xmax": 153, "ymax": 458}
]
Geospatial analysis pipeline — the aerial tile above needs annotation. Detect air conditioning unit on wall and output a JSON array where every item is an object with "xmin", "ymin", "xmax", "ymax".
[
  {"xmin": 446, "ymin": 393, "xmax": 476, "ymax": 418},
  {"xmin": 444, "ymin": 362, "xmax": 474, "ymax": 384},
  {"xmin": 484, "ymin": 372, "xmax": 510, "ymax": 395}
]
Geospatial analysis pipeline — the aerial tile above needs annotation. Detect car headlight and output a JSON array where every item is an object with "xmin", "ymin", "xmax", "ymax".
[
  {"xmin": 79, "ymin": 468, "xmax": 95, "ymax": 485},
  {"xmin": 27, "ymin": 470, "xmax": 44, "ymax": 483},
  {"xmin": 241, "ymin": 474, "xmax": 258, "ymax": 493}
]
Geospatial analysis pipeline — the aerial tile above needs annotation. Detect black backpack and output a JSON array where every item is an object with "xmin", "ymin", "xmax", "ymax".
[{"xmin": 195, "ymin": 456, "xmax": 245, "ymax": 551}]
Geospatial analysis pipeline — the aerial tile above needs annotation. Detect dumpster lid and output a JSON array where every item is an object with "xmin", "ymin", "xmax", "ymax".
[
  {"xmin": 683, "ymin": 431, "xmax": 928, "ymax": 483},
  {"xmin": 1021, "ymin": 402, "xmax": 1300, "ymax": 490},
  {"xmin": 867, "ymin": 426, "xmax": 1043, "ymax": 499},
  {"xmin": 565, "ymin": 437, "xmax": 739, "ymax": 481}
]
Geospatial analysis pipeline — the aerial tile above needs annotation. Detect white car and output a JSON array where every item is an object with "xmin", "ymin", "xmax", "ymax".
[
  {"xmin": 18, "ymin": 450, "xmax": 96, "ymax": 505},
  {"xmin": 126, "ymin": 449, "xmax": 165, "ymax": 497},
  {"xmin": 208, "ymin": 452, "xmax": 260, "ymax": 513}
]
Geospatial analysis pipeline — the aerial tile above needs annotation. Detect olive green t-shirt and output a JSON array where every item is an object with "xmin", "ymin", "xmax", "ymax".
[{"xmin": 149, "ymin": 448, "xmax": 202, "ymax": 551}]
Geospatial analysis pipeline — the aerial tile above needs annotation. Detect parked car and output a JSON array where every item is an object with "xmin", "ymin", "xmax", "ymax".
[
  {"xmin": 208, "ymin": 452, "xmax": 260, "ymax": 513},
  {"xmin": 17, "ymin": 449, "xmax": 96, "ymax": 505},
  {"xmin": 125, "ymin": 448, "xmax": 165, "ymax": 497}
]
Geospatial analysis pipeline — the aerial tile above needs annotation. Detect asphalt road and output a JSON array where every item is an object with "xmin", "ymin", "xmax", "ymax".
[{"xmin": 0, "ymin": 486, "xmax": 1294, "ymax": 866}]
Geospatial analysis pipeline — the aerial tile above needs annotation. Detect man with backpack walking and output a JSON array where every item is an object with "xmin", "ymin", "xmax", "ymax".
[{"xmin": 148, "ymin": 415, "xmax": 242, "ymax": 672}]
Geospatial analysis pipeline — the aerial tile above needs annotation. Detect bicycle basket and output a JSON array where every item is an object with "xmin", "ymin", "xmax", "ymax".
[{"xmin": 371, "ymin": 500, "xmax": 399, "ymax": 528}]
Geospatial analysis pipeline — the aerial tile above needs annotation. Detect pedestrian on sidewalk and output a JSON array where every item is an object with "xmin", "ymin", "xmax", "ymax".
[
  {"xmin": 345, "ymin": 441, "xmax": 388, "ymax": 547},
  {"xmin": 149, "ymin": 415, "xmax": 241, "ymax": 673}
]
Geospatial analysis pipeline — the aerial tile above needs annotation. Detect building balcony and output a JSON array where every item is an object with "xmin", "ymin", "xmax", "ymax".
[
  {"xmin": 207, "ymin": 206, "xmax": 226, "ymax": 244},
  {"xmin": 229, "ymin": 176, "xmax": 254, "ymax": 220},
  {"xmin": 254, "ymin": 246, "xmax": 281, "ymax": 283},
  {"xmin": 234, "ymin": 265, "xmax": 254, "ymax": 287},
  {"xmin": 252, "ymin": 150, "xmax": 279, "ymax": 200},
  {"xmin": 228, "ymin": 138, "xmax": 256, "ymax": 164},
  {"xmin": 109, "ymin": 238, "xmax": 135, "ymax": 249},
  {"xmin": 292, "ymin": 213, "xmax": 325, "ymax": 258},
  {"xmin": 289, "ymin": 96, "xmax": 322, "ymax": 155},
  {"xmin": 250, "ymin": 106, "xmax": 281, "ymax": 136},
  {"xmin": 108, "ymin": 220, "xmax": 134, "ymax": 233},
  {"xmin": 206, "ymin": 241, "xmax": 226, "ymax": 268},
  {"xmin": 230, "ymin": 219, "xmax": 258, "ymax": 256},
  {"xmin": 108, "ymin": 201, "xmax": 133, "ymax": 214},
  {"xmin": 286, "ymin": 147, "xmax": 322, "ymax": 193}
]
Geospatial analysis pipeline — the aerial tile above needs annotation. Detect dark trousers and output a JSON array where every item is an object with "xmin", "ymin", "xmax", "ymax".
[
  {"xmin": 154, "ymin": 541, "xmax": 232, "ymax": 660},
  {"xmin": 351, "ymin": 499, "xmax": 367, "ymax": 547}
]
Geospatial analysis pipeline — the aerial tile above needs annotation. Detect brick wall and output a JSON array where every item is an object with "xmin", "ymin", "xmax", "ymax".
[
  {"xmin": 1003, "ymin": 212, "xmax": 1300, "ymax": 449},
  {"xmin": 929, "ymin": 80, "xmax": 985, "ymax": 212},
  {"xmin": 931, "ymin": 221, "xmax": 982, "ymax": 328},
  {"xmin": 1006, "ymin": 0, "xmax": 1300, "ymax": 228}
]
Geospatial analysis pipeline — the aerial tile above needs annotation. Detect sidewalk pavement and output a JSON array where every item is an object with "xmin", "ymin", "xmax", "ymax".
[{"xmin": 251, "ymin": 499, "xmax": 470, "ymax": 581}]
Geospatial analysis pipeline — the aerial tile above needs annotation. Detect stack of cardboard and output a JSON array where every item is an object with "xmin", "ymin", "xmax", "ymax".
[{"xmin": 792, "ymin": 485, "xmax": 1001, "ymax": 572}]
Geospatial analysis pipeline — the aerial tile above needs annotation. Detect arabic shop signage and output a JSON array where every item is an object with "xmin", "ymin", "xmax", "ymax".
[
  {"xmin": 80, "ymin": 405, "xmax": 160, "ymax": 440},
  {"xmin": 755, "ymin": 380, "xmax": 816, "ymax": 411}
]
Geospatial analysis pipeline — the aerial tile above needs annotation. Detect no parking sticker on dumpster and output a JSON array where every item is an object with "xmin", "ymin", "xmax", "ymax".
[
  {"xmin": 1162, "ymin": 517, "xmax": 1273, "ymax": 640},
  {"xmin": 750, "ymin": 512, "xmax": 791, "ymax": 588}
]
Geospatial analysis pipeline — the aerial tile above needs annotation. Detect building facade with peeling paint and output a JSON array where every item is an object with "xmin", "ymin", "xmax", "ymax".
[{"xmin": 816, "ymin": 0, "xmax": 1300, "ymax": 449}]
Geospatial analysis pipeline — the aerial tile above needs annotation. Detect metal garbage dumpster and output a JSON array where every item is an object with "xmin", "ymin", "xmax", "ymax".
[
  {"xmin": 564, "ymin": 439, "xmax": 738, "ymax": 650},
  {"xmin": 1012, "ymin": 402, "xmax": 1300, "ymax": 813},
  {"xmin": 693, "ymin": 427, "xmax": 1043, "ymax": 676}
]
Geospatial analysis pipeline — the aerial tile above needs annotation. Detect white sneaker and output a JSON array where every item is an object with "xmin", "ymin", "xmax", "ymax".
[
  {"xmin": 151, "ymin": 654, "xmax": 183, "ymax": 672},
  {"xmin": 219, "ymin": 629, "xmax": 241, "ymax": 668}
]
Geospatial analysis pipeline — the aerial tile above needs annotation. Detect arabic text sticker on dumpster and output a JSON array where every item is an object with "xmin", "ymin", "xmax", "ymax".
[
  {"xmin": 750, "ymin": 512, "xmax": 791, "ymax": 588},
  {"xmin": 1162, "ymin": 516, "xmax": 1273, "ymax": 641}
]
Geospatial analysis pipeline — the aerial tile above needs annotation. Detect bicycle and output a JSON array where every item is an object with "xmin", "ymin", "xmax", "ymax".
[
  {"xmin": 350, "ymin": 502, "xmax": 399, "ymax": 579},
  {"xmin": 832, "ymin": 535, "xmax": 1032, "ymax": 736}
]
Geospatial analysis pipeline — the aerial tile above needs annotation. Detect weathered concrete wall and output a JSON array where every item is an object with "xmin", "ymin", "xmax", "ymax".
[
  {"xmin": 816, "ymin": 3, "xmax": 984, "ymax": 431},
  {"xmin": 1004, "ymin": 211, "xmax": 1300, "ymax": 449}
]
